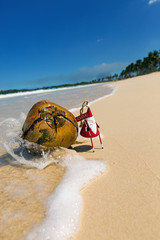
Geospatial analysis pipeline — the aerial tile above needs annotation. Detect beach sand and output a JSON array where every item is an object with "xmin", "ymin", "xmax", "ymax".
[
  {"xmin": 71, "ymin": 72, "xmax": 160, "ymax": 240},
  {"xmin": 1, "ymin": 72, "xmax": 160, "ymax": 239}
]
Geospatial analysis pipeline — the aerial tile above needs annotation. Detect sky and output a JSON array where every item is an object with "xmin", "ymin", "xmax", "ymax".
[{"xmin": 0, "ymin": 0, "xmax": 160, "ymax": 90}]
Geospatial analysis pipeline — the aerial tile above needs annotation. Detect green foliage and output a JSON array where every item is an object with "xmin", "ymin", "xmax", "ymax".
[{"xmin": 120, "ymin": 50, "xmax": 160, "ymax": 79}]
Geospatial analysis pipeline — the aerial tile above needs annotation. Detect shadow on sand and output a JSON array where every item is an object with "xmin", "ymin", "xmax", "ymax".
[{"xmin": 73, "ymin": 145, "xmax": 92, "ymax": 152}]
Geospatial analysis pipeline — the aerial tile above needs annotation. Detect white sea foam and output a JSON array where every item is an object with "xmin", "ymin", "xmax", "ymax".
[
  {"xmin": 0, "ymin": 113, "xmax": 58, "ymax": 169},
  {"xmin": 4, "ymin": 143, "xmax": 56, "ymax": 169},
  {"xmin": 26, "ymin": 153, "xmax": 107, "ymax": 240},
  {"xmin": 0, "ymin": 98, "xmax": 107, "ymax": 240}
]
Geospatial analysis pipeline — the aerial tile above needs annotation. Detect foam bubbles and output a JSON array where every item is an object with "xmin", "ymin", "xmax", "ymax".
[
  {"xmin": 26, "ymin": 153, "xmax": 107, "ymax": 240},
  {"xmin": 1, "ymin": 113, "xmax": 59, "ymax": 169},
  {"xmin": 4, "ymin": 143, "xmax": 56, "ymax": 169}
]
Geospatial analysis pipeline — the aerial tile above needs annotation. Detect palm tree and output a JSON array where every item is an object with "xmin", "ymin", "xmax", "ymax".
[{"xmin": 135, "ymin": 60, "xmax": 142, "ymax": 75}]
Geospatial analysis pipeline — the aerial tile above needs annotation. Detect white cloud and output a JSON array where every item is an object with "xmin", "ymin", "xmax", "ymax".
[
  {"xmin": 69, "ymin": 62, "xmax": 124, "ymax": 82},
  {"xmin": 34, "ymin": 62, "xmax": 127, "ymax": 87},
  {"xmin": 97, "ymin": 38, "xmax": 104, "ymax": 43},
  {"xmin": 148, "ymin": 0, "xmax": 159, "ymax": 4}
]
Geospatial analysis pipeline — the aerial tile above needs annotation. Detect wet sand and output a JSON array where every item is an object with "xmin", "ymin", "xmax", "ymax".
[
  {"xmin": 72, "ymin": 72, "xmax": 160, "ymax": 240},
  {"xmin": 0, "ymin": 150, "xmax": 66, "ymax": 240}
]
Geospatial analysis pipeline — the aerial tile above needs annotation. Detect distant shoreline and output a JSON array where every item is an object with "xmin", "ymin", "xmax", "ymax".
[{"xmin": 0, "ymin": 80, "xmax": 112, "ymax": 96}]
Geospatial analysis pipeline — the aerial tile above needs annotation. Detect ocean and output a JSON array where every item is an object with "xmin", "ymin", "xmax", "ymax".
[
  {"xmin": 0, "ymin": 82, "xmax": 115, "ymax": 122},
  {"xmin": 0, "ymin": 82, "xmax": 115, "ymax": 240}
]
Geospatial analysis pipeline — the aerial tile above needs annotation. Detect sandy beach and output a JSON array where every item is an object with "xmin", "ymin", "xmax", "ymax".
[
  {"xmin": 1, "ymin": 72, "xmax": 160, "ymax": 240},
  {"xmin": 72, "ymin": 72, "xmax": 160, "ymax": 240}
]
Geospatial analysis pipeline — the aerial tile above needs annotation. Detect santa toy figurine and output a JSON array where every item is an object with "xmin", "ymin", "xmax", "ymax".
[{"xmin": 76, "ymin": 101, "xmax": 103, "ymax": 152}]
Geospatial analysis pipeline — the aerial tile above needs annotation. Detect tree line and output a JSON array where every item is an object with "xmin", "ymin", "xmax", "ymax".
[
  {"xmin": 119, "ymin": 50, "xmax": 160, "ymax": 79},
  {"xmin": 92, "ymin": 49, "xmax": 160, "ymax": 83}
]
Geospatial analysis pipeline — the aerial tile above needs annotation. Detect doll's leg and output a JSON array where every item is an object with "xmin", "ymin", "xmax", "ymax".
[
  {"xmin": 99, "ymin": 134, "xmax": 103, "ymax": 149},
  {"xmin": 90, "ymin": 138, "xmax": 95, "ymax": 152}
]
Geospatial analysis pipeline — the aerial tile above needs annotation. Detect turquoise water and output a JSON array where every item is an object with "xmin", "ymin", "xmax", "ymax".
[{"xmin": 0, "ymin": 83, "xmax": 115, "ymax": 122}]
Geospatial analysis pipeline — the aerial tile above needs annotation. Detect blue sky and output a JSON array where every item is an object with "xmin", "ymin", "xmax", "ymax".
[{"xmin": 0, "ymin": 0, "xmax": 160, "ymax": 90}]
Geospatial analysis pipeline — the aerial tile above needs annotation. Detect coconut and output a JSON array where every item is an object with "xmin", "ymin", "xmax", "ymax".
[{"xmin": 22, "ymin": 100, "xmax": 78, "ymax": 150}]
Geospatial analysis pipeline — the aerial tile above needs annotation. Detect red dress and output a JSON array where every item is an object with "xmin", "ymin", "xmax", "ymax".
[{"xmin": 80, "ymin": 118, "xmax": 100, "ymax": 138}]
